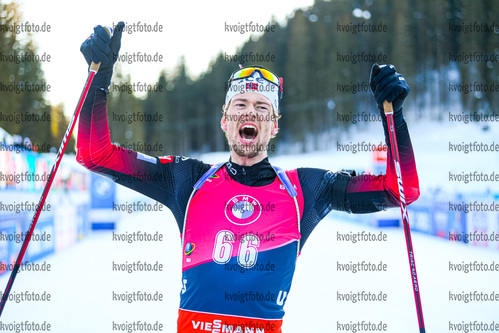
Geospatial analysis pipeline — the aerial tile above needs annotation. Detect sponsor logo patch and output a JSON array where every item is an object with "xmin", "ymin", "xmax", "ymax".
[{"xmin": 224, "ymin": 195, "xmax": 262, "ymax": 226}]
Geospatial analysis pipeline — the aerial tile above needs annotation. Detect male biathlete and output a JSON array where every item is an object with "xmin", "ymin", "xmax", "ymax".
[{"xmin": 78, "ymin": 23, "xmax": 419, "ymax": 333}]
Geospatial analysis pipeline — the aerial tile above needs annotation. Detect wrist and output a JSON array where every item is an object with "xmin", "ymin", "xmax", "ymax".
[
  {"xmin": 393, "ymin": 107, "xmax": 405, "ymax": 127},
  {"xmin": 90, "ymin": 66, "xmax": 113, "ymax": 93}
]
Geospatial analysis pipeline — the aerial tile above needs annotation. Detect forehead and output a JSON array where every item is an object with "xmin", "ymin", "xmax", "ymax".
[{"xmin": 231, "ymin": 92, "xmax": 271, "ymax": 106}]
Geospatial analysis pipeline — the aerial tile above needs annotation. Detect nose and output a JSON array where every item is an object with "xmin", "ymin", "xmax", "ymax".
[{"xmin": 240, "ymin": 106, "xmax": 257, "ymax": 122}]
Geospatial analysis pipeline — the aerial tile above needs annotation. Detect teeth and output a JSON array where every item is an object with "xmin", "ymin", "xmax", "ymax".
[{"xmin": 239, "ymin": 124, "xmax": 258, "ymax": 143}]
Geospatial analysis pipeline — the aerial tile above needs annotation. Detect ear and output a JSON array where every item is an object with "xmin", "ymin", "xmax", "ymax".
[
  {"xmin": 221, "ymin": 114, "xmax": 227, "ymax": 131},
  {"xmin": 270, "ymin": 119, "xmax": 278, "ymax": 136}
]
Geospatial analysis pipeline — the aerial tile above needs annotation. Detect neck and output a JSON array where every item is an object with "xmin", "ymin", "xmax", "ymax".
[{"xmin": 229, "ymin": 151, "xmax": 268, "ymax": 166}]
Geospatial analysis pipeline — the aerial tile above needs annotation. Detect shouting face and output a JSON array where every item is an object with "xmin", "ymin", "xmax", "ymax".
[{"xmin": 221, "ymin": 92, "xmax": 278, "ymax": 165}]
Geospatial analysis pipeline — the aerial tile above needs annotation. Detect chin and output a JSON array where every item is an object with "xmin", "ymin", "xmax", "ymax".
[
  {"xmin": 235, "ymin": 148, "xmax": 260, "ymax": 159},
  {"xmin": 228, "ymin": 138, "xmax": 267, "ymax": 159},
  {"xmin": 231, "ymin": 143, "xmax": 259, "ymax": 159}
]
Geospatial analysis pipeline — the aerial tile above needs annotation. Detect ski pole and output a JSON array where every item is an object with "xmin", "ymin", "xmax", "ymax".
[
  {"xmin": 0, "ymin": 53, "xmax": 106, "ymax": 318},
  {"xmin": 383, "ymin": 100, "xmax": 426, "ymax": 333}
]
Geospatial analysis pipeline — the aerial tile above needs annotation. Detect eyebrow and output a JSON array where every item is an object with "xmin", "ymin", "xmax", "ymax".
[{"xmin": 232, "ymin": 98, "xmax": 271, "ymax": 106}]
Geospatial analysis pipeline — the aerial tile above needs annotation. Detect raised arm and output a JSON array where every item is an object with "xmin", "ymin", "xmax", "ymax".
[
  {"xmin": 345, "ymin": 107, "xmax": 420, "ymax": 213},
  {"xmin": 76, "ymin": 23, "xmax": 214, "ymax": 224},
  {"xmin": 76, "ymin": 23, "xmax": 168, "ymax": 201},
  {"xmin": 344, "ymin": 64, "xmax": 420, "ymax": 212},
  {"xmin": 296, "ymin": 65, "xmax": 419, "ymax": 248}
]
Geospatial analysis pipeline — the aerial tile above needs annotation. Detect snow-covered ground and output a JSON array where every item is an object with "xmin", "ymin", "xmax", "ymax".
[{"xmin": 0, "ymin": 118, "xmax": 498, "ymax": 332}]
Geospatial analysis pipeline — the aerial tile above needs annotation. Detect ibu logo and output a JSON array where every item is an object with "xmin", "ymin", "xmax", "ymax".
[
  {"xmin": 184, "ymin": 243, "xmax": 195, "ymax": 255},
  {"xmin": 225, "ymin": 195, "xmax": 262, "ymax": 225}
]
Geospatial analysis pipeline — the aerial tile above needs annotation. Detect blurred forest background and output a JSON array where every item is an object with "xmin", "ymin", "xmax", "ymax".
[
  {"xmin": 1, "ymin": 0, "xmax": 498, "ymax": 155},
  {"xmin": 0, "ymin": 1, "xmax": 70, "ymax": 151}
]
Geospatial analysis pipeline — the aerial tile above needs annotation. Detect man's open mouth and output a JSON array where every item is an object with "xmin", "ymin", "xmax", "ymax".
[{"xmin": 238, "ymin": 123, "xmax": 258, "ymax": 144}]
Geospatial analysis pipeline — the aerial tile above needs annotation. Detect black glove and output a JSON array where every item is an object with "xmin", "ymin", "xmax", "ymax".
[
  {"xmin": 80, "ymin": 22, "xmax": 125, "ymax": 90},
  {"xmin": 369, "ymin": 64, "xmax": 409, "ymax": 116}
]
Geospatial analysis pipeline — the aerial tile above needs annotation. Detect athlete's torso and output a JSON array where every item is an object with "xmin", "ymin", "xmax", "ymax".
[{"xmin": 178, "ymin": 166, "xmax": 304, "ymax": 333}]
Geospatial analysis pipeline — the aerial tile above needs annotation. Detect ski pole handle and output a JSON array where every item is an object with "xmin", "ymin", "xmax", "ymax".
[
  {"xmin": 90, "ymin": 61, "xmax": 101, "ymax": 72},
  {"xmin": 383, "ymin": 100, "xmax": 393, "ymax": 114}
]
